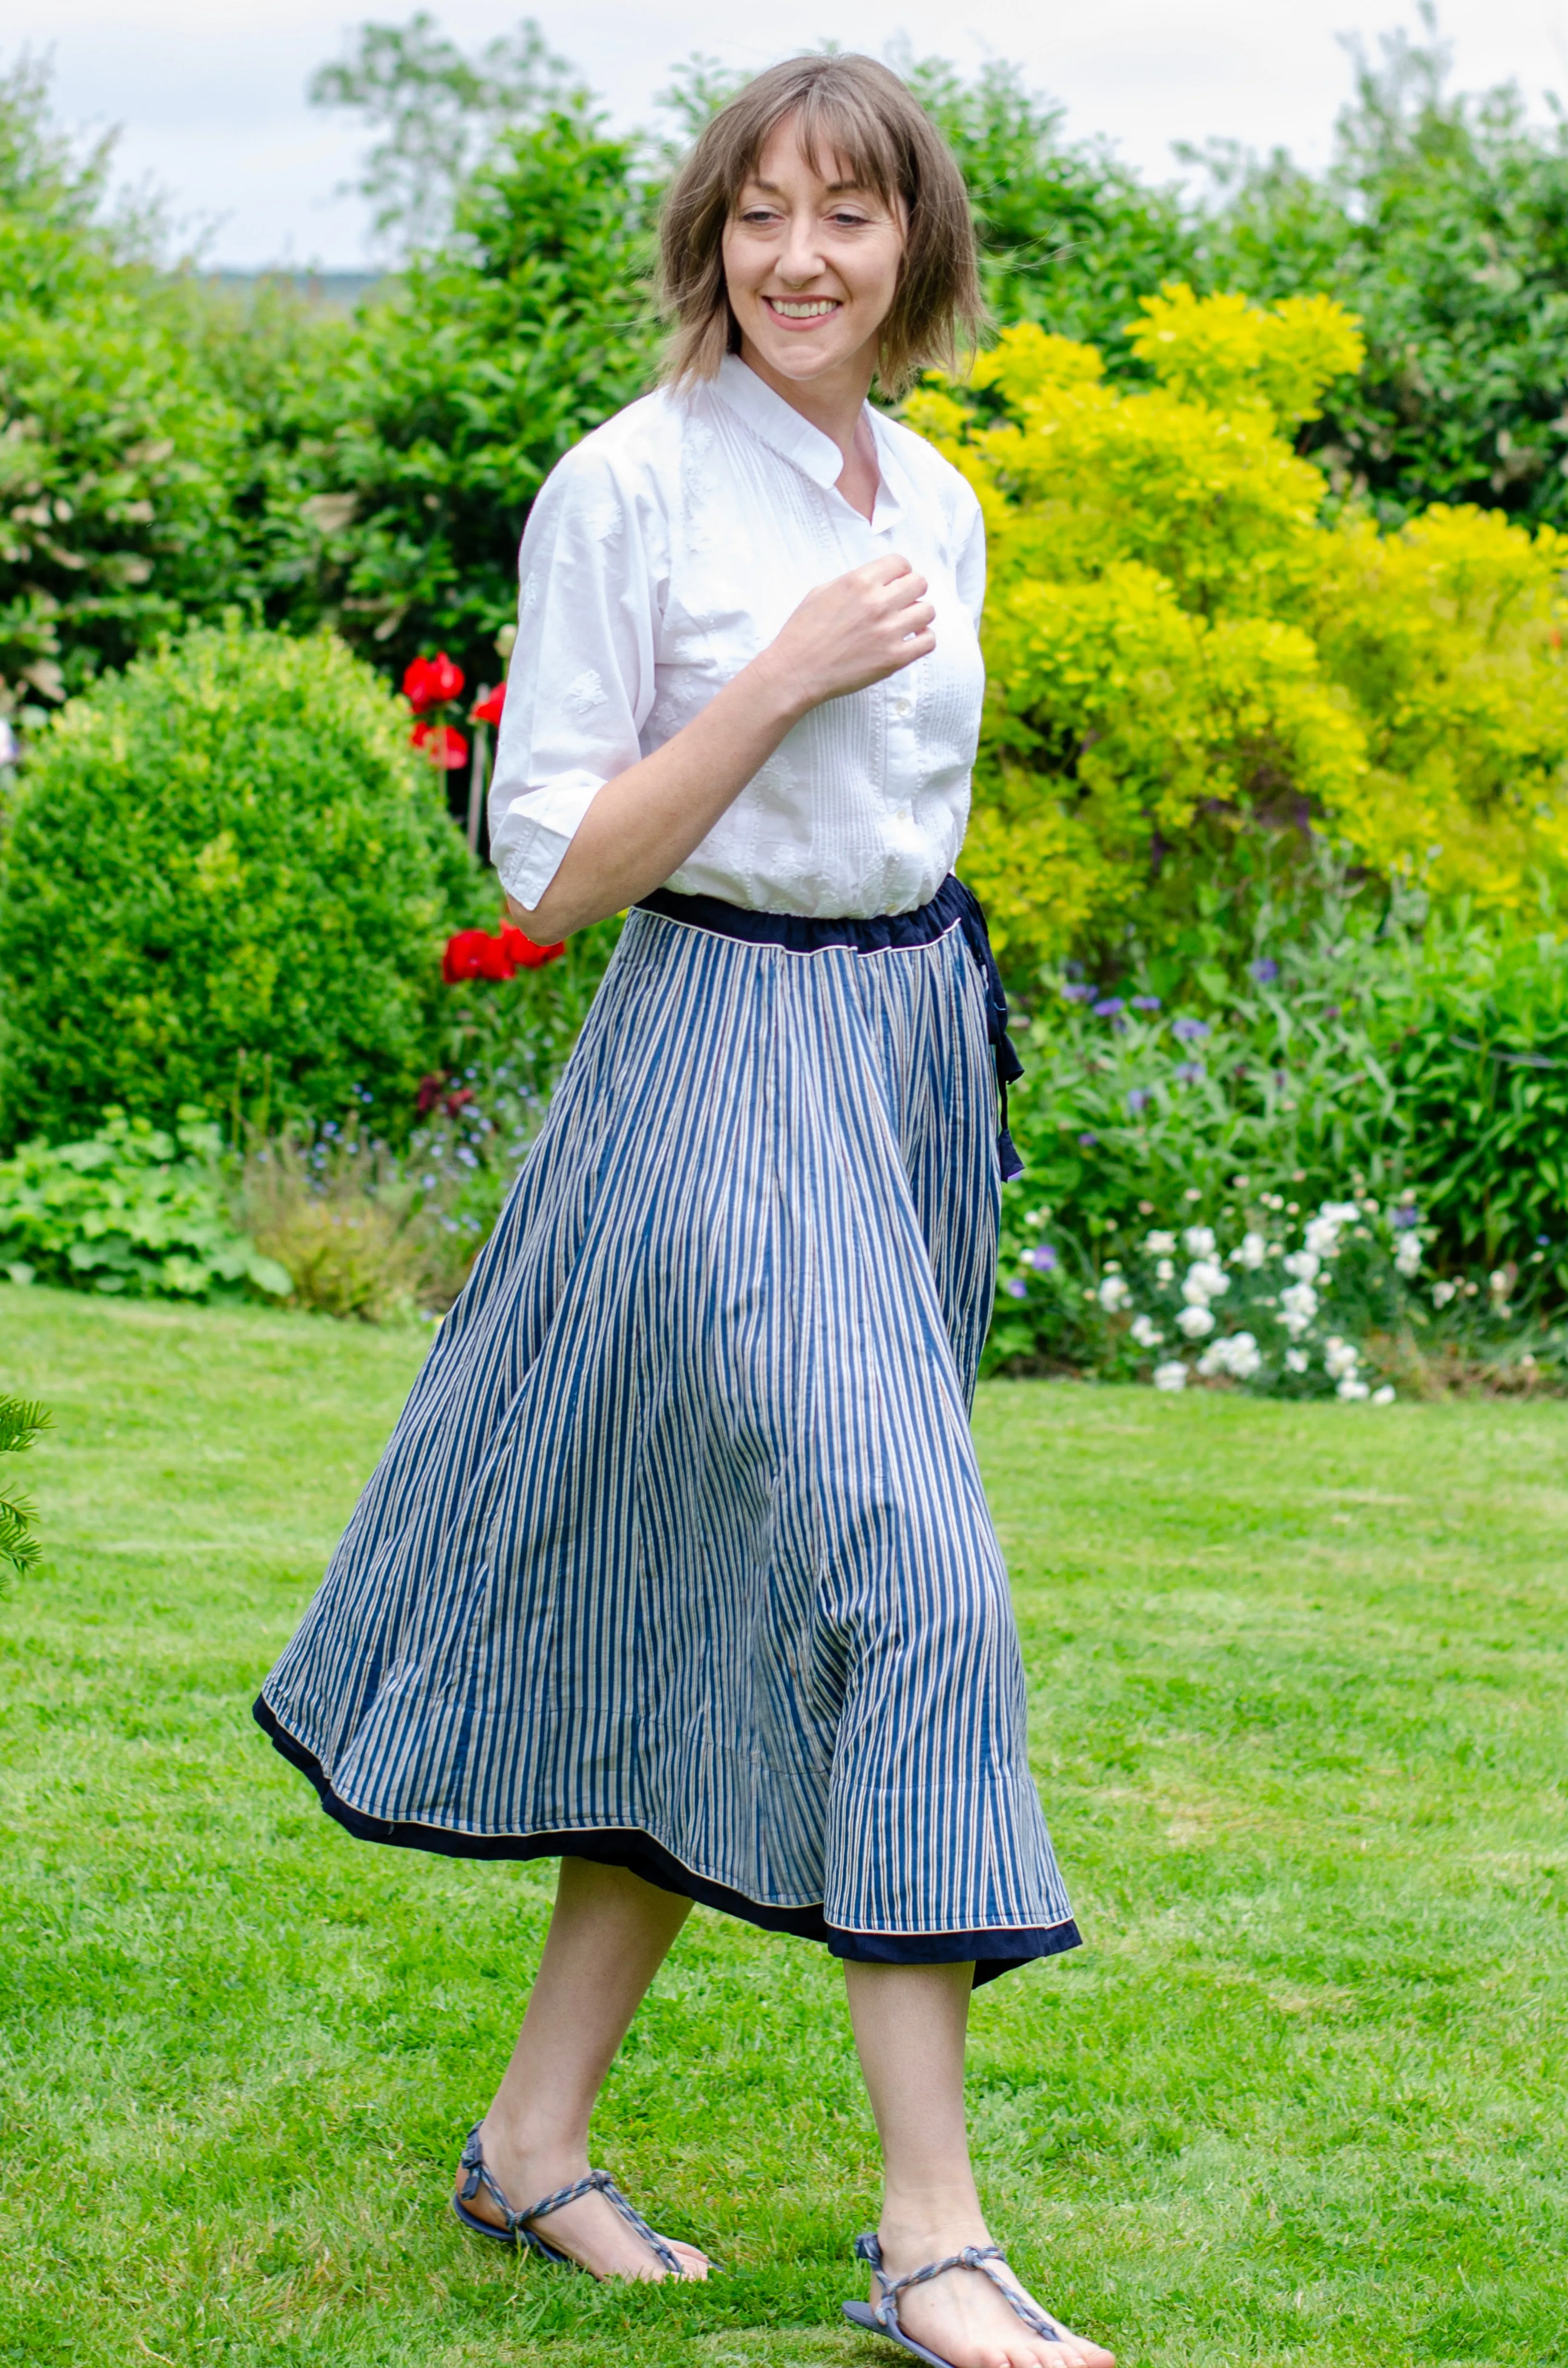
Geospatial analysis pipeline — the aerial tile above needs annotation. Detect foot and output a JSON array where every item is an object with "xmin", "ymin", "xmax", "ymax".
[
  {"xmin": 455, "ymin": 2118, "xmax": 709, "ymax": 2281},
  {"xmin": 873, "ymin": 2220, "xmax": 1113, "ymax": 2368}
]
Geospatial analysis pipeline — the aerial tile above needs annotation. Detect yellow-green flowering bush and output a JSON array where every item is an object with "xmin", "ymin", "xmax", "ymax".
[{"xmin": 910, "ymin": 286, "xmax": 1568, "ymax": 970}]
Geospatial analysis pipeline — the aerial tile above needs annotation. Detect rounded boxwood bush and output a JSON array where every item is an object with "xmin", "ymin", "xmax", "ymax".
[{"xmin": 0, "ymin": 622, "xmax": 480, "ymax": 1146}]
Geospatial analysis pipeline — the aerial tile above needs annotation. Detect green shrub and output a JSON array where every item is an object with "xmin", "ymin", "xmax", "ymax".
[
  {"xmin": 0, "ymin": 1108, "xmax": 289, "ymax": 1300},
  {"xmin": 0, "ymin": 620, "xmax": 480, "ymax": 1145},
  {"xmin": 1377, "ymin": 916, "xmax": 1568, "ymax": 1275}
]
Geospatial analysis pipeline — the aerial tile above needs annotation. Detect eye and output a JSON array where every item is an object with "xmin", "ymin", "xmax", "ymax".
[{"xmin": 828, "ymin": 209, "xmax": 871, "ymax": 229}]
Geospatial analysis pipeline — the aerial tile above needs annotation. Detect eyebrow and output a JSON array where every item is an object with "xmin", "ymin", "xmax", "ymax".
[{"xmin": 742, "ymin": 176, "xmax": 873, "ymax": 197}]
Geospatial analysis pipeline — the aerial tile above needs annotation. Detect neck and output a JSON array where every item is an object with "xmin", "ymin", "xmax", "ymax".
[{"xmin": 735, "ymin": 334, "xmax": 877, "ymax": 470}]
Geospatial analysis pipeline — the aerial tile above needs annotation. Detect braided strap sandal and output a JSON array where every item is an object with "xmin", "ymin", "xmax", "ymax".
[
  {"xmin": 453, "ymin": 2123, "xmax": 702, "ymax": 2277},
  {"xmin": 842, "ymin": 2229, "xmax": 1066, "ymax": 2364}
]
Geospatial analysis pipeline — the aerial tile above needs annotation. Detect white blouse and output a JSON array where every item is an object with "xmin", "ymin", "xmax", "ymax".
[{"xmin": 487, "ymin": 354, "xmax": 986, "ymax": 920}]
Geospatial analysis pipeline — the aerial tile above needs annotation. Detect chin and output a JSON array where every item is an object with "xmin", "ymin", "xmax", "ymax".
[{"xmin": 753, "ymin": 335, "xmax": 852, "ymax": 379}]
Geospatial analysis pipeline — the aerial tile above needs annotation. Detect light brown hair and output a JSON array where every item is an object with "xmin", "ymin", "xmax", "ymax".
[{"xmin": 658, "ymin": 54, "xmax": 984, "ymax": 397}]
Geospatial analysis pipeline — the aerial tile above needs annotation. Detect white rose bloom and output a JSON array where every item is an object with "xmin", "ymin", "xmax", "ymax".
[
  {"xmin": 1098, "ymin": 1274, "xmax": 1133, "ymax": 1312},
  {"xmin": 1394, "ymin": 1235, "xmax": 1422, "ymax": 1278},
  {"xmin": 1279, "ymin": 1282, "xmax": 1318, "ymax": 1335},
  {"xmin": 1183, "ymin": 1224, "xmax": 1217, "ymax": 1258},
  {"xmin": 1336, "ymin": 1376, "xmax": 1371, "ymax": 1400},
  {"xmin": 1432, "ymin": 1279, "xmax": 1457, "ymax": 1307},
  {"xmin": 1155, "ymin": 1258, "xmax": 1175, "ymax": 1284},
  {"xmin": 1152, "ymin": 1360, "xmax": 1189, "ymax": 1391},
  {"xmin": 1238, "ymin": 1231, "xmax": 1268, "ymax": 1270},
  {"xmin": 1320, "ymin": 1200, "xmax": 1360, "ymax": 1225},
  {"xmin": 1130, "ymin": 1313, "xmax": 1164, "ymax": 1347},
  {"xmin": 1183, "ymin": 1259, "xmax": 1230, "ymax": 1305},
  {"xmin": 1144, "ymin": 1231, "xmax": 1176, "ymax": 1256},
  {"xmin": 1372, "ymin": 1384, "xmax": 1396, "ymax": 1405},
  {"xmin": 1285, "ymin": 1347, "xmax": 1310, "ymax": 1373},
  {"xmin": 1323, "ymin": 1335, "xmax": 1360, "ymax": 1380},
  {"xmin": 1303, "ymin": 1217, "xmax": 1341, "ymax": 1258},
  {"xmin": 1176, "ymin": 1303, "xmax": 1216, "ymax": 1338},
  {"xmin": 1283, "ymin": 1248, "xmax": 1320, "ymax": 1282},
  {"xmin": 1198, "ymin": 1331, "xmax": 1262, "ymax": 1380}
]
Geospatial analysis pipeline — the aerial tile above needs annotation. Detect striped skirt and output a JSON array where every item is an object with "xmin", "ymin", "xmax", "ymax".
[{"xmin": 257, "ymin": 878, "xmax": 1079, "ymax": 1982}]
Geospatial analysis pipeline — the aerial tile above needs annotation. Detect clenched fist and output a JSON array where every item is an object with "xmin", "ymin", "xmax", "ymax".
[{"xmin": 757, "ymin": 555, "xmax": 936, "ymax": 717}]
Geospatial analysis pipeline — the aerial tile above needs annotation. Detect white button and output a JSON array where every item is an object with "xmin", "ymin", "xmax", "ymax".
[{"xmin": 894, "ymin": 697, "xmax": 912, "ymax": 718}]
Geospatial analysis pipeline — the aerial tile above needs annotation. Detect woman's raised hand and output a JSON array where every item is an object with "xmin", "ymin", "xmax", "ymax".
[{"xmin": 758, "ymin": 556, "xmax": 936, "ymax": 715}]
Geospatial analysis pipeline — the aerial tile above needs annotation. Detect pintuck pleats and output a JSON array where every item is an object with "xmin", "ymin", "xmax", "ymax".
[{"xmin": 257, "ymin": 887, "xmax": 1079, "ymax": 1981}]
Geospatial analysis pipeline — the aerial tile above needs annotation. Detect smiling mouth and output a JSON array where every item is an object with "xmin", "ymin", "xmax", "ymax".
[{"xmin": 762, "ymin": 296, "xmax": 842, "ymax": 321}]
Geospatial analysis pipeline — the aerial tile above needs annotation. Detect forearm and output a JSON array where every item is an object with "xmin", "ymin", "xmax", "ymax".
[{"xmin": 505, "ymin": 653, "xmax": 805, "ymax": 941}]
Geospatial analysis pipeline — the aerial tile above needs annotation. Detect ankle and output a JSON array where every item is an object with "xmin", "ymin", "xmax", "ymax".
[
  {"xmin": 877, "ymin": 2187, "xmax": 991, "ymax": 2264},
  {"xmin": 479, "ymin": 2109, "xmax": 590, "ymax": 2180}
]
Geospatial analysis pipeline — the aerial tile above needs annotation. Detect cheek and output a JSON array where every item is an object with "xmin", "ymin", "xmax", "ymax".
[
  {"xmin": 720, "ymin": 233, "xmax": 760, "ymax": 300},
  {"xmin": 847, "ymin": 241, "xmax": 904, "ymax": 315}
]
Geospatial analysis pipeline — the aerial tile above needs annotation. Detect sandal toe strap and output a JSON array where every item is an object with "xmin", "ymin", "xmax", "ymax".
[
  {"xmin": 458, "ymin": 2129, "xmax": 688, "ymax": 2276},
  {"xmin": 852, "ymin": 2231, "xmax": 1065, "ymax": 2343},
  {"xmin": 526, "ymin": 2168, "xmax": 686, "ymax": 2277}
]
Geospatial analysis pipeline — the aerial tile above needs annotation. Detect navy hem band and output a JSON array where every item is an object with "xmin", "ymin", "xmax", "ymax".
[{"xmin": 254, "ymin": 1695, "xmax": 1079, "ymax": 1986}]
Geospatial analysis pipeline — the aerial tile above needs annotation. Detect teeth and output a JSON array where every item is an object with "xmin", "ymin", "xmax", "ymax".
[{"xmin": 769, "ymin": 299, "xmax": 839, "ymax": 318}]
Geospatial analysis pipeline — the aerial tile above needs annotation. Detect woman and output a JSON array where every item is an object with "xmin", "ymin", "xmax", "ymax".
[{"xmin": 256, "ymin": 52, "xmax": 1113, "ymax": 2368}]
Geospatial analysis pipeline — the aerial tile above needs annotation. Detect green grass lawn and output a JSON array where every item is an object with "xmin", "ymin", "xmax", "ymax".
[{"xmin": 2, "ymin": 1284, "xmax": 1566, "ymax": 2368}]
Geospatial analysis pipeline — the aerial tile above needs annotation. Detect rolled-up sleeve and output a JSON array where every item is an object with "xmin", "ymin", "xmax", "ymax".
[{"xmin": 487, "ymin": 440, "xmax": 664, "ymax": 912}]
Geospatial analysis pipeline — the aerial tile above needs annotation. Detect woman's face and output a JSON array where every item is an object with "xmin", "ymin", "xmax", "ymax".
[{"xmin": 721, "ymin": 116, "xmax": 906, "ymax": 386}]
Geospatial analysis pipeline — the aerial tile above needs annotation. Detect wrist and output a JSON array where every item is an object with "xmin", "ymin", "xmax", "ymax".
[{"xmin": 741, "ymin": 645, "xmax": 815, "ymax": 730}]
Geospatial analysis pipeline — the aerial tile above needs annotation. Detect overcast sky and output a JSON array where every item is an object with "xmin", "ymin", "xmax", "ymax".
[{"xmin": 23, "ymin": 0, "xmax": 1568, "ymax": 268}]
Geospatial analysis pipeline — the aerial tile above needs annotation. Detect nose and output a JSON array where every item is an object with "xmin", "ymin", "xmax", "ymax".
[{"xmin": 777, "ymin": 208, "xmax": 828, "ymax": 288}]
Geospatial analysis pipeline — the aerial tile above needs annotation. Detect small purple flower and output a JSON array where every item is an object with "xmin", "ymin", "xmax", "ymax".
[
  {"xmin": 1323, "ymin": 1003, "xmax": 1342, "ymax": 1021},
  {"xmin": 1393, "ymin": 1205, "xmax": 1421, "ymax": 1230},
  {"xmin": 1091, "ymin": 996, "xmax": 1125, "ymax": 1017},
  {"xmin": 1004, "ymin": 1277, "xmax": 1029, "ymax": 1299},
  {"xmin": 1061, "ymin": 983, "xmax": 1095, "ymax": 1003},
  {"xmin": 1131, "ymin": 995, "xmax": 1162, "ymax": 1011},
  {"xmin": 1077, "ymin": 1132, "xmax": 1098, "ymax": 1149},
  {"xmin": 1027, "ymin": 1242, "xmax": 1058, "ymax": 1272},
  {"xmin": 1173, "ymin": 1017, "xmax": 1211, "ymax": 1042},
  {"xmin": 1173, "ymin": 1061, "xmax": 1205, "ymax": 1084},
  {"xmin": 1249, "ymin": 958, "xmax": 1280, "ymax": 984},
  {"xmin": 1126, "ymin": 1087, "xmax": 1150, "ymax": 1113}
]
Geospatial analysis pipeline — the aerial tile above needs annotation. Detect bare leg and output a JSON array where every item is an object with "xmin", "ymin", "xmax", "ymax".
[
  {"xmin": 845, "ymin": 1963, "xmax": 1113, "ymax": 2368},
  {"xmin": 458, "ymin": 1857, "xmax": 709, "ymax": 2279}
]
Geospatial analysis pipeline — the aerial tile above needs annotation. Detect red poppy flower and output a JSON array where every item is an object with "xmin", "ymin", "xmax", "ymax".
[
  {"xmin": 413, "ymin": 722, "xmax": 469, "ymax": 770},
  {"xmin": 471, "ymin": 684, "xmax": 505, "ymax": 726},
  {"xmin": 442, "ymin": 929, "xmax": 501, "ymax": 982},
  {"xmin": 428, "ymin": 651, "xmax": 465, "ymax": 702},
  {"xmin": 500, "ymin": 924, "xmax": 565, "ymax": 969},
  {"xmin": 403, "ymin": 656, "xmax": 438, "ymax": 711}
]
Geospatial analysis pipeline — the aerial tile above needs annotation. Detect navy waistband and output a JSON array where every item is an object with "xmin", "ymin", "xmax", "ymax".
[{"xmin": 636, "ymin": 876, "xmax": 1024, "ymax": 1179}]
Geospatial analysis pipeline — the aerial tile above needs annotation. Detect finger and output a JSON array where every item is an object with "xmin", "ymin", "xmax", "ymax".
[{"xmin": 859, "ymin": 552, "xmax": 914, "ymax": 586}]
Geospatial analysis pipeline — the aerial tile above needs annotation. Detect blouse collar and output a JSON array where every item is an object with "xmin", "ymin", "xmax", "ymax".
[
  {"xmin": 713, "ymin": 355, "xmax": 844, "ymax": 486},
  {"xmin": 712, "ymin": 355, "xmax": 904, "ymax": 531}
]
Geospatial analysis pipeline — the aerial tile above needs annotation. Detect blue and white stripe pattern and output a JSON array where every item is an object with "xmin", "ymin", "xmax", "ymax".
[{"xmin": 259, "ymin": 891, "xmax": 1077, "ymax": 1963}]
